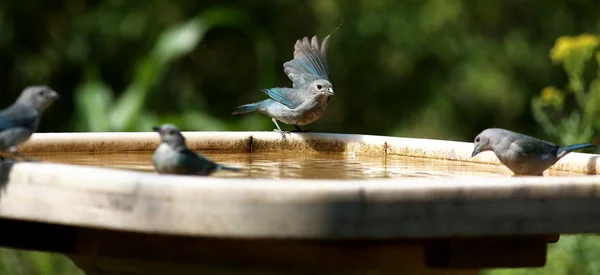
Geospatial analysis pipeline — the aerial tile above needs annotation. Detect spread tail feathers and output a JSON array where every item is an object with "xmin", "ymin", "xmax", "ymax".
[
  {"xmin": 557, "ymin": 143, "xmax": 596, "ymax": 158},
  {"xmin": 232, "ymin": 102, "xmax": 261, "ymax": 115},
  {"xmin": 217, "ymin": 164, "xmax": 241, "ymax": 172}
]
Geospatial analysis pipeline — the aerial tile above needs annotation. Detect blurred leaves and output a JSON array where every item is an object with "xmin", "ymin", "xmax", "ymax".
[
  {"xmin": 0, "ymin": 248, "xmax": 82, "ymax": 275},
  {"xmin": 483, "ymin": 235, "xmax": 600, "ymax": 275},
  {"xmin": 2, "ymin": 0, "xmax": 598, "ymax": 138},
  {"xmin": 73, "ymin": 7, "xmax": 272, "ymax": 132},
  {"xmin": 532, "ymin": 34, "xmax": 600, "ymax": 145},
  {"xmin": 539, "ymin": 86, "xmax": 565, "ymax": 110},
  {"xmin": 74, "ymin": 71, "xmax": 113, "ymax": 131}
]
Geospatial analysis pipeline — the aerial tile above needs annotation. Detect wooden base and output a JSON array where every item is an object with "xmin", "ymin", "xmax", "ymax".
[{"xmin": 0, "ymin": 218, "xmax": 559, "ymax": 275}]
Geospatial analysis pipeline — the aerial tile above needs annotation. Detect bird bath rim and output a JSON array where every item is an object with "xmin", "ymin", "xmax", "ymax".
[
  {"xmin": 1, "ymin": 131, "xmax": 600, "ymax": 239},
  {"xmin": 15, "ymin": 131, "xmax": 600, "ymax": 175}
]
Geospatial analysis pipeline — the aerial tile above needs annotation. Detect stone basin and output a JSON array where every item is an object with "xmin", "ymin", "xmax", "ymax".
[{"xmin": 1, "ymin": 131, "xmax": 600, "ymax": 275}]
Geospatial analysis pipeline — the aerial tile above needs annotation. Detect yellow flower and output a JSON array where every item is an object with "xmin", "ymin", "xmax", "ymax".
[
  {"xmin": 550, "ymin": 34, "xmax": 600, "ymax": 63},
  {"xmin": 576, "ymin": 33, "xmax": 600, "ymax": 47},
  {"xmin": 540, "ymin": 86, "xmax": 564, "ymax": 109},
  {"xmin": 550, "ymin": 36, "xmax": 571, "ymax": 63}
]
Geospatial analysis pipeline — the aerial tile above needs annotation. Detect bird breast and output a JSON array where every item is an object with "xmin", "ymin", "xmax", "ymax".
[{"xmin": 289, "ymin": 94, "xmax": 330, "ymax": 125}]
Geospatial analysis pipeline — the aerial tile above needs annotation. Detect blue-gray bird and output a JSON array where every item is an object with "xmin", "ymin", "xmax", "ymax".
[
  {"xmin": 232, "ymin": 34, "xmax": 334, "ymax": 137},
  {"xmin": 0, "ymin": 86, "xmax": 59, "ymax": 160},
  {"xmin": 152, "ymin": 124, "xmax": 240, "ymax": 176},
  {"xmin": 471, "ymin": 128, "xmax": 595, "ymax": 175}
]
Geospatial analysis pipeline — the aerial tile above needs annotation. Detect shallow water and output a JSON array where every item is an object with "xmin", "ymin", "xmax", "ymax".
[{"xmin": 24, "ymin": 151, "xmax": 581, "ymax": 179}]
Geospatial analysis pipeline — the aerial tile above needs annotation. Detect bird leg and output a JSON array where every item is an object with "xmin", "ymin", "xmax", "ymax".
[
  {"xmin": 271, "ymin": 118, "xmax": 290, "ymax": 139},
  {"xmin": 8, "ymin": 147, "xmax": 38, "ymax": 162},
  {"xmin": 292, "ymin": 125, "xmax": 311, "ymax": 133}
]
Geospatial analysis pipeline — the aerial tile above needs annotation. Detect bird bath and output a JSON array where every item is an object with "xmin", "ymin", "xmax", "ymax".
[{"xmin": 1, "ymin": 131, "xmax": 600, "ymax": 275}]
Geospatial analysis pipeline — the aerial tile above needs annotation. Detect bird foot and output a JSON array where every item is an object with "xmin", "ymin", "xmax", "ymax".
[{"xmin": 273, "ymin": 129, "xmax": 291, "ymax": 139}]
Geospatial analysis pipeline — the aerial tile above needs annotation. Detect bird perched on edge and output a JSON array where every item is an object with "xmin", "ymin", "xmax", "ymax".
[
  {"xmin": 0, "ymin": 86, "xmax": 60, "ymax": 160},
  {"xmin": 232, "ymin": 33, "xmax": 334, "ymax": 138},
  {"xmin": 152, "ymin": 124, "xmax": 240, "ymax": 176},
  {"xmin": 471, "ymin": 128, "xmax": 596, "ymax": 176}
]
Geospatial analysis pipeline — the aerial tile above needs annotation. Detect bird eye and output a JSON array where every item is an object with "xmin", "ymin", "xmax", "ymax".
[
  {"xmin": 317, "ymin": 85, "xmax": 322, "ymax": 90},
  {"xmin": 475, "ymin": 137, "xmax": 480, "ymax": 142},
  {"xmin": 168, "ymin": 130, "xmax": 175, "ymax": 135},
  {"xmin": 38, "ymin": 91, "xmax": 45, "ymax": 96}
]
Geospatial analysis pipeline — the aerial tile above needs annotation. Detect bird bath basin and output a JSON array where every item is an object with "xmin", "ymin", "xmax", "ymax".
[{"xmin": 1, "ymin": 131, "xmax": 600, "ymax": 275}]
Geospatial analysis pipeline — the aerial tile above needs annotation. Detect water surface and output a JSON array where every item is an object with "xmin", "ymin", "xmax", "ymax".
[{"xmin": 26, "ymin": 151, "xmax": 581, "ymax": 179}]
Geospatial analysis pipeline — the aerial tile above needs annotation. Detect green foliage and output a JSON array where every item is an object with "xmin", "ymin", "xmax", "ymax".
[
  {"xmin": 4, "ymin": 0, "xmax": 599, "ymax": 139},
  {"xmin": 0, "ymin": 248, "xmax": 82, "ymax": 275},
  {"xmin": 483, "ymin": 235, "xmax": 600, "ymax": 275},
  {"xmin": 531, "ymin": 34, "xmax": 600, "ymax": 145},
  {"xmin": 73, "ymin": 7, "xmax": 276, "ymax": 132}
]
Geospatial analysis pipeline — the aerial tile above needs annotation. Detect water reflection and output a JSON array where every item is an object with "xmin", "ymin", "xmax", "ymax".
[{"xmin": 26, "ymin": 151, "xmax": 581, "ymax": 179}]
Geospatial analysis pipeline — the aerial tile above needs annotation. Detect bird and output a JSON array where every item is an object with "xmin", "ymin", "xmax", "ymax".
[
  {"xmin": 151, "ymin": 124, "xmax": 240, "ymax": 176},
  {"xmin": 0, "ymin": 85, "xmax": 60, "ymax": 161},
  {"xmin": 232, "ymin": 33, "xmax": 335, "ymax": 138},
  {"xmin": 471, "ymin": 128, "xmax": 596, "ymax": 176}
]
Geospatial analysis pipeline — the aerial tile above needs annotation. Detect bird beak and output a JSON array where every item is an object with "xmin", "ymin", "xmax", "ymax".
[
  {"xmin": 471, "ymin": 146, "xmax": 481, "ymax": 157},
  {"xmin": 50, "ymin": 90, "xmax": 60, "ymax": 101},
  {"xmin": 327, "ymin": 87, "xmax": 334, "ymax": 96},
  {"xmin": 152, "ymin": 126, "xmax": 162, "ymax": 132}
]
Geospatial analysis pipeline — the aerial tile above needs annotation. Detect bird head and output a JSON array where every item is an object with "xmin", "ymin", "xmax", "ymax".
[
  {"xmin": 311, "ymin": 79, "xmax": 334, "ymax": 96},
  {"xmin": 153, "ymin": 124, "xmax": 186, "ymax": 148},
  {"xmin": 471, "ymin": 129, "xmax": 494, "ymax": 157},
  {"xmin": 16, "ymin": 86, "xmax": 60, "ymax": 111}
]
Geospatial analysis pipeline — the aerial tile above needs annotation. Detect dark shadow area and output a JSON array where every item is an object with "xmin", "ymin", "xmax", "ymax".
[
  {"xmin": 0, "ymin": 218, "xmax": 445, "ymax": 275},
  {"xmin": 424, "ymin": 236, "xmax": 547, "ymax": 268},
  {"xmin": 0, "ymin": 215, "xmax": 553, "ymax": 274},
  {"xmin": 0, "ymin": 158, "xmax": 15, "ymax": 198},
  {"xmin": 0, "ymin": 219, "xmax": 76, "ymax": 253}
]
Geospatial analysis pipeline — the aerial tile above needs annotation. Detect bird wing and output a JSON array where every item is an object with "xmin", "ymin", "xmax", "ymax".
[
  {"xmin": 0, "ymin": 104, "xmax": 39, "ymax": 132},
  {"xmin": 510, "ymin": 134, "xmax": 558, "ymax": 158},
  {"xmin": 283, "ymin": 35, "xmax": 331, "ymax": 89},
  {"xmin": 179, "ymin": 149, "xmax": 218, "ymax": 175},
  {"xmin": 260, "ymin": 88, "xmax": 304, "ymax": 109}
]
